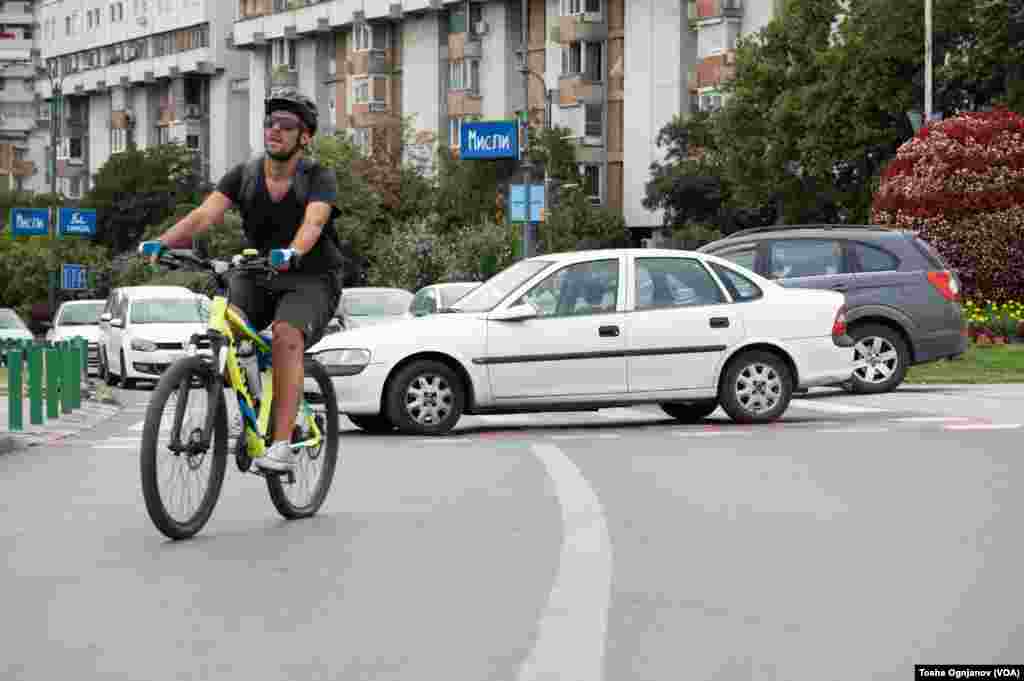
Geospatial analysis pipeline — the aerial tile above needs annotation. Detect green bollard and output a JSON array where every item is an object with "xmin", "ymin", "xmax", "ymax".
[
  {"xmin": 45, "ymin": 348, "xmax": 60, "ymax": 420},
  {"xmin": 7, "ymin": 349, "xmax": 23, "ymax": 432},
  {"xmin": 69, "ymin": 343, "xmax": 81, "ymax": 410},
  {"xmin": 28, "ymin": 346, "xmax": 43, "ymax": 426},
  {"xmin": 60, "ymin": 343, "xmax": 72, "ymax": 415}
]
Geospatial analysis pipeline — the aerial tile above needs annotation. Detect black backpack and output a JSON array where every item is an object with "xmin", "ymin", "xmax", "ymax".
[{"xmin": 237, "ymin": 154, "xmax": 344, "ymax": 256}]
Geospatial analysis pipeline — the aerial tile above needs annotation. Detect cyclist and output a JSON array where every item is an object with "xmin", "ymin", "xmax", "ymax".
[{"xmin": 140, "ymin": 86, "xmax": 344, "ymax": 473}]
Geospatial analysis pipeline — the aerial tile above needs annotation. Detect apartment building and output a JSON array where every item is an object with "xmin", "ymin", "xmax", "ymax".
[
  {"xmin": 27, "ymin": 0, "xmax": 251, "ymax": 198},
  {"xmin": 232, "ymin": 0, "xmax": 780, "ymax": 235},
  {"xmin": 0, "ymin": 0, "xmax": 39, "ymax": 191}
]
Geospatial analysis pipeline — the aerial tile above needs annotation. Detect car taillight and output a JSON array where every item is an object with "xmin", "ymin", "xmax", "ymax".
[
  {"xmin": 832, "ymin": 304, "xmax": 848, "ymax": 338},
  {"xmin": 927, "ymin": 270, "xmax": 960, "ymax": 302}
]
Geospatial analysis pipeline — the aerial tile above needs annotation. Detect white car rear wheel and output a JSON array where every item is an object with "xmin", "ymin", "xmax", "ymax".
[{"xmin": 718, "ymin": 350, "xmax": 793, "ymax": 424}]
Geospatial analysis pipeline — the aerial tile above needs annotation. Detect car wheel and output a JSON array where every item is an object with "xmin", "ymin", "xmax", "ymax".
[
  {"xmin": 718, "ymin": 350, "xmax": 793, "ymax": 424},
  {"xmin": 848, "ymin": 323, "xmax": 909, "ymax": 394},
  {"xmin": 347, "ymin": 414, "xmax": 395, "ymax": 434},
  {"xmin": 120, "ymin": 349, "xmax": 136, "ymax": 389},
  {"xmin": 659, "ymin": 400, "xmax": 718, "ymax": 423},
  {"xmin": 386, "ymin": 360, "xmax": 464, "ymax": 436}
]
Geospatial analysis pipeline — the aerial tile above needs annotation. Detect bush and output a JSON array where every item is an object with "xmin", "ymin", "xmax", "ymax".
[
  {"xmin": 537, "ymin": 189, "xmax": 631, "ymax": 254},
  {"xmin": 871, "ymin": 108, "xmax": 1024, "ymax": 302}
]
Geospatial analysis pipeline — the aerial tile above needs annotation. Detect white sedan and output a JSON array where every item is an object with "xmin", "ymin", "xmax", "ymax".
[{"xmin": 308, "ymin": 249, "xmax": 855, "ymax": 435}]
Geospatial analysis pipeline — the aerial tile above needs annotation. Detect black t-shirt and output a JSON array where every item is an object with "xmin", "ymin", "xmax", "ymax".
[{"xmin": 217, "ymin": 160, "xmax": 344, "ymax": 275}]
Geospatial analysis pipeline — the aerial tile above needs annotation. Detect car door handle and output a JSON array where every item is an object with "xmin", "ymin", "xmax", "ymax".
[
  {"xmin": 710, "ymin": 317, "xmax": 730, "ymax": 328},
  {"xmin": 598, "ymin": 325, "xmax": 620, "ymax": 337},
  {"xmin": 831, "ymin": 283, "xmax": 848, "ymax": 292}
]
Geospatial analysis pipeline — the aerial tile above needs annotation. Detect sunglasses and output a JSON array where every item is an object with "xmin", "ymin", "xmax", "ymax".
[{"xmin": 263, "ymin": 115, "xmax": 303, "ymax": 131}]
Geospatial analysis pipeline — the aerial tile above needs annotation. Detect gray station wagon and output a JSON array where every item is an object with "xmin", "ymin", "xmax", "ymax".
[{"xmin": 699, "ymin": 225, "xmax": 968, "ymax": 393}]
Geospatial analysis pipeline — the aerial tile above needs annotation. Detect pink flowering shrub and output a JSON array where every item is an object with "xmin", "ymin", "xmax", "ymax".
[{"xmin": 871, "ymin": 108, "xmax": 1024, "ymax": 303}]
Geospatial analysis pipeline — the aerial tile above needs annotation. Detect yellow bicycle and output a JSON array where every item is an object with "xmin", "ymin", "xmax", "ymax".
[{"xmin": 138, "ymin": 248, "xmax": 340, "ymax": 540}]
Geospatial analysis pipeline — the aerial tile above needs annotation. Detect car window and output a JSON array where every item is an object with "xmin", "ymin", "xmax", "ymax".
[
  {"xmin": 453, "ymin": 259, "xmax": 552, "ymax": 312},
  {"xmin": 58, "ymin": 302, "xmax": 106, "ymax": 325},
  {"xmin": 410, "ymin": 289, "xmax": 436, "ymax": 316},
  {"xmin": 516, "ymin": 259, "xmax": 619, "ymax": 318},
  {"xmin": 710, "ymin": 262, "xmax": 763, "ymax": 302},
  {"xmin": 0, "ymin": 309, "xmax": 27, "ymax": 330},
  {"xmin": 635, "ymin": 258, "xmax": 724, "ymax": 310},
  {"xmin": 717, "ymin": 247, "xmax": 758, "ymax": 272},
  {"xmin": 440, "ymin": 284, "xmax": 478, "ymax": 307},
  {"xmin": 344, "ymin": 291, "xmax": 412, "ymax": 316},
  {"xmin": 852, "ymin": 242, "xmax": 899, "ymax": 273},
  {"xmin": 769, "ymin": 239, "xmax": 845, "ymax": 279}
]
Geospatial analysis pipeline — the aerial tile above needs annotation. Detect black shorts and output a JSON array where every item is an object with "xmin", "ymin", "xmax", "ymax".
[{"xmin": 227, "ymin": 270, "xmax": 341, "ymax": 349}]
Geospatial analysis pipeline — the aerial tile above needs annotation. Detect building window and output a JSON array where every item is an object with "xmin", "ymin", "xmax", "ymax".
[
  {"xmin": 562, "ymin": 43, "xmax": 581, "ymax": 74},
  {"xmin": 186, "ymin": 135, "xmax": 200, "ymax": 150},
  {"xmin": 271, "ymin": 39, "xmax": 296, "ymax": 69},
  {"xmin": 354, "ymin": 23, "xmax": 386, "ymax": 51},
  {"xmin": 584, "ymin": 42, "xmax": 602, "ymax": 80},
  {"xmin": 448, "ymin": 61, "xmax": 479, "ymax": 91},
  {"xmin": 583, "ymin": 165, "xmax": 601, "ymax": 203},
  {"xmin": 563, "ymin": 0, "xmax": 581, "ymax": 14},
  {"xmin": 450, "ymin": 117, "xmax": 463, "ymax": 147},
  {"xmin": 352, "ymin": 128, "xmax": 370, "ymax": 155},
  {"xmin": 584, "ymin": 0, "xmax": 601, "ymax": 12},
  {"xmin": 352, "ymin": 78, "xmax": 368, "ymax": 104},
  {"xmin": 584, "ymin": 103, "xmax": 602, "ymax": 140},
  {"xmin": 111, "ymin": 128, "xmax": 128, "ymax": 154},
  {"xmin": 65, "ymin": 16, "xmax": 71, "ymax": 35},
  {"xmin": 699, "ymin": 91, "xmax": 723, "ymax": 112},
  {"xmin": 448, "ymin": 6, "xmax": 466, "ymax": 33}
]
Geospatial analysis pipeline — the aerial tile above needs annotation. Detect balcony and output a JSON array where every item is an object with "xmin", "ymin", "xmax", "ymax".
[
  {"xmin": 0, "ymin": 37, "xmax": 33, "ymax": 55},
  {"xmin": 688, "ymin": 0, "xmax": 743, "ymax": 25},
  {"xmin": 351, "ymin": 101, "xmax": 399, "ymax": 128},
  {"xmin": 447, "ymin": 32, "xmax": 482, "ymax": 61},
  {"xmin": 447, "ymin": 90, "xmax": 482, "ymax": 117},
  {"xmin": 556, "ymin": 13, "xmax": 608, "ymax": 44},
  {"xmin": 558, "ymin": 72, "xmax": 604, "ymax": 107},
  {"xmin": 693, "ymin": 51, "xmax": 736, "ymax": 89},
  {"xmin": 239, "ymin": 0, "xmax": 273, "ymax": 20},
  {"xmin": 12, "ymin": 159, "xmax": 35, "ymax": 177},
  {"xmin": 270, "ymin": 67, "xmax": 299, "ymax": 86},
  {"xmin": 348, "ymin": 50, "xmax": 389, "ymax": 77},
  {"xmin": 0, "ymin": 2, "xmax": 35, "ymax": 25}
]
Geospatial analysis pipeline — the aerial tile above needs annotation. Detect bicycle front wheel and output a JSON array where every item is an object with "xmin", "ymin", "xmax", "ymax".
[
  {"xmin": 140, "ymin": 356, "xmax": 229, "ymax": 540},
  {"xmin": 266, "ymin": 358, "xmax": 340, "ymax": 519}
]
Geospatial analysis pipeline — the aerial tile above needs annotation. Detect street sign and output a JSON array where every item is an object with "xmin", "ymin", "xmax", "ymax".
[
  {"xmin": 61, "ymin": 264, "xmax": 88, "ymax": 291},
  {"xmin": 58, "ymin": 208, "xmax": 97, "ymax": 237},
  {"xmin": 460, "ymin": 120, "xmax": 519, "ymax": 160},
  {"xmin": 509, "ymin": 184, "xmax": 545, "ymax": 222},
  {"xmin": 9, "ymin": 208, "xmax": 50, "ymax": 237}
]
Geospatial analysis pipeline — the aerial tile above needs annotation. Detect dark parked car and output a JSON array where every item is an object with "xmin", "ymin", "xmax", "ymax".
[{"xmin": 699, "ymin": 224, "xmax": 968, "ymax": 393}]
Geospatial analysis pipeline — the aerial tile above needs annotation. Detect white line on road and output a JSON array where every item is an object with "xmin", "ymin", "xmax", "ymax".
[
  {"xmin": 791, "ymin": 399, "xmax": 886, "ymax": 414},
  {"xmin": 944, "ymin": 424, "xmax": 1022, "ymax": 431},
  {"xmin": 815, "ymin": 427, "xmax": 892, "ymax": 434},
  {"xmin": 518, "ymin": 443, "xmax": 611, "ymax": 681},
  {"xmin": 891, "ymin": 417, "xmax": 974, "ymax": 423},
  {"xmin": 598, "ymin": 407, "xmax": 663, "ymax": 421}
]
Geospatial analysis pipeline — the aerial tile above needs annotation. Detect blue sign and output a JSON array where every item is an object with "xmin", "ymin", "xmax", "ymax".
[
  {"xmin": 61, "ymin": 264, "xmax": 88, "ymax": 291},
  {"xmin": 58, "ymin": 208, "xmax": 97, "ymax": 237},
  {"xmin": 9, "ymin": 208, "xmax": 50, "ymax": 237},
  {"xmin": 509, "ymin": 184, "xmax": 545, "ymax": 223},
  {"xmin": 460, "ymin": 120, "xmax": 519, "ymax": 160}
]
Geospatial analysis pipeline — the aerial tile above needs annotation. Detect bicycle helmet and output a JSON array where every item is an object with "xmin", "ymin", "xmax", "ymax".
[{"xmin": 265, "ymin": 86, "xmax": 319, "ymax": 136}]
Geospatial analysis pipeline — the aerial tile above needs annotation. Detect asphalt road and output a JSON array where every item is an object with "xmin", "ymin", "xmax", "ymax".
[{"xmin": 2, "ymin": 384, "xmax": 1023, "ymax": 680}]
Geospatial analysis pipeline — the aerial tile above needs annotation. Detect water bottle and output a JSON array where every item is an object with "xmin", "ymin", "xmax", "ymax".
[{"xmin": 237, "ymin": 340, "xmax": 261, "ymax": 399}]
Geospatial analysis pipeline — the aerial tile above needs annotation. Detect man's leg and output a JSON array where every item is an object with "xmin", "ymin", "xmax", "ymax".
[{"xmin": 256, "ymin": 273, "xmax": 336, "ymax": 471}]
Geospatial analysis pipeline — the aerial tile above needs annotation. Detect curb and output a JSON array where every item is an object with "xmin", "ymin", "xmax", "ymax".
[{"xmin": 0, "ymin": 383, "xmax": 123, "ymax": 455}]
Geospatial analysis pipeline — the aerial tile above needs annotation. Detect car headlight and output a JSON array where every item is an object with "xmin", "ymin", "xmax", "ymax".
[
  {"xmin": 313, "ymin": 348, "xmax": 371, "ymax": 376},
  {"xmin": 131, "ymin": 338, "xmax": 157, "ymax": 352}
]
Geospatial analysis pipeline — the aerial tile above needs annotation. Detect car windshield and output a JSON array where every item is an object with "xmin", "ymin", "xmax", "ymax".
[
  {"xmin": 451, "ymin": 260, "xmax": 553, "ymax": 312},
  {"xmin": 130, "ymin": 299, "xmax": 209, "ymax": 324},
  {"xmin": 439, "ymin": 283, "xmax": 480, "ymax": 307},
  {"xmin": 57, "ymin": 302, "xmax": 106, "ymax": 326},
  {"xmin": 343, "ymin": 291, "xmax": 412, "ymax": 316},
  {"xmin": 0, "ymin": 309, "xmax": 27, "ymax": 330}
]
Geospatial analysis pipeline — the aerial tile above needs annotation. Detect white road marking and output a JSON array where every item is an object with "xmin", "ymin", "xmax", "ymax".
[
  {"xmin": 518, "ymin": 444, "xmax": 611, "ymax": 681},
  {"xmin": 892, "ymin": 416, "xmax": 973, "ymax": 423},
  {"xmin": 815, "ymin": 427, "xmax": 891, "ymax": 434},
  {"xmin": 790, "ymin": 399, "xmax": 886, "ymax": 414},
  {"xmin": 598, "ymin": 407, "xmax": 662, "ymax": 421},
  {"xmin": 944, "ymin": 423, "xmax": 1022, "ymax": 431}
]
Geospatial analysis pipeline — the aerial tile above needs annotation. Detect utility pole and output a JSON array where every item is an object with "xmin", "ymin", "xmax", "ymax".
[{"xmin": 924, "ymin": 0, "xmax": 933, "ymax": 123}]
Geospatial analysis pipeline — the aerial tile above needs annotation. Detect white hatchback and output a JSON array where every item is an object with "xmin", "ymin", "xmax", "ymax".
[
  {"xmin": 98, "ymin": 286, "xmax": 210, "ymax": 388},
  {"xmin": 308, "ymin": 249, "xmax": 856, "ymax": 435}
]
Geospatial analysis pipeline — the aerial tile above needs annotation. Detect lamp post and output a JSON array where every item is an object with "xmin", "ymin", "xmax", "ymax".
[
  {"xmin": 924, "ymin": 0, "xmax": 932, "ymax": 123},
  {"xmin": 516, "ymin": 63, "xmax": 550, "ymax": 259}
]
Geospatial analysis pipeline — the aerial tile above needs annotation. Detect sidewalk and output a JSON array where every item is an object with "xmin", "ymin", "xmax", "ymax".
[{"xmin": 0, "ymin": 379, "xmax": 122, "ymax": 455}]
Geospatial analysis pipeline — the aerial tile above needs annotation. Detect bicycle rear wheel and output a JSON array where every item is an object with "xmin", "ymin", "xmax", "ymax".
[
  {"xmin": 266, "ymin": 358, "xmax": 340, "ymax": 519},
  {"xmin": 140, "ymin": 356, "xmax": 229, "ymax": 540}
]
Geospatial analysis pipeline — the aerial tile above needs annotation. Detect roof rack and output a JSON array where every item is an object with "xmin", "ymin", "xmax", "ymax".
[{"xmin": 722, "ymin": 224, "xmax": 893, "ymax": 240}]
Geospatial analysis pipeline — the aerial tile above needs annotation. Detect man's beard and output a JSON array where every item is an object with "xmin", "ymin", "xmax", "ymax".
[{"xmin": 265, "ymin": 140, "xmax": 300, "ymax": 162}]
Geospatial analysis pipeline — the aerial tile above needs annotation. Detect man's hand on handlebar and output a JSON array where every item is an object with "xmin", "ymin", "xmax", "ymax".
[{"xmin": 138, "ymin": 240, "xmax": 168, "ymax": 265}]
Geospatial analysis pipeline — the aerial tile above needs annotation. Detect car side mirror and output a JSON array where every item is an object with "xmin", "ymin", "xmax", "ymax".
[
  {"xmin": 111, "ymin": 318, "xmax": 124, "ymax": 328},
  {"xmin": 488, "ymin": 302, "xmax": 538, "ymax": 322},
  {"xmin": 99, "ymin": 312, "xmax": 112, "ymax": 323}
]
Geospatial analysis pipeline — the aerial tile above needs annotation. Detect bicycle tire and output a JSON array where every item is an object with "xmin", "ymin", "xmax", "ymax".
[
  {"xmin": 266, "ymin": 358, "xmax": 340, "ymax": 519},
  {"xmin": 140, "ymin": 355, "xmax": 229, "ymax": 540}
]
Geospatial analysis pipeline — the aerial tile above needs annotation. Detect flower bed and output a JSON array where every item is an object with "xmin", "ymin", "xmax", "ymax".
[{"xmin": 964, "ymin": 299, "xmax": 1024, "ymax": 345}]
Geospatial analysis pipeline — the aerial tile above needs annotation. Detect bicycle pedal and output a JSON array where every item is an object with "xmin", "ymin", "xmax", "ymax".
[{"xmin": 248, "ymin": 464, "xmax": 296, "ymax": 484}]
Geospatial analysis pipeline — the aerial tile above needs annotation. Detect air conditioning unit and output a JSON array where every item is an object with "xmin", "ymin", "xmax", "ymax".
[
  {"xmin": 368, "ymin": 101, "xmax": 386, "ymax": 113},
  {"xmin": 474, "ymin": 21, "xmax": 489, "ymax": 35}
]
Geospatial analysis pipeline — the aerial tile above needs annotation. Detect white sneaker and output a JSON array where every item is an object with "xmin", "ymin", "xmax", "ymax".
[{"xmin": 255, "ymin": 440, "xmax": 296, "ymax": 472}]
